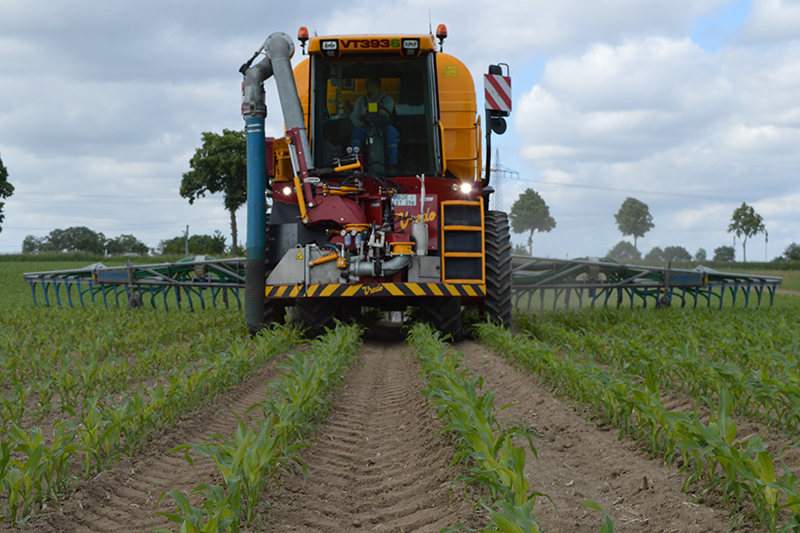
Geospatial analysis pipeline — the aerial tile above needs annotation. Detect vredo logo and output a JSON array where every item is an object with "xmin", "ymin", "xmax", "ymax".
[{"xmin": 361, "ymin": 285, "xmax": 384, "ymax": 295}]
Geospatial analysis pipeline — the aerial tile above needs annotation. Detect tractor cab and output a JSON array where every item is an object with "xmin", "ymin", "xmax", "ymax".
[{"xmin": 304, "ymin": 35, "xmax": 442, "ymax": 178}]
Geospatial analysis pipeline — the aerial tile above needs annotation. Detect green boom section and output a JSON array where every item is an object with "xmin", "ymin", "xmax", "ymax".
[
  {"xmin": 21, "ymin": 255, "xmax": 782, "ymax": 312},
  {"xmin": 23, "ymin": 257, "xmax": 246, "ymax": 311},
  {"xmin": 511, "ymin": 255, "xmax": 782, "ymax": 311}
]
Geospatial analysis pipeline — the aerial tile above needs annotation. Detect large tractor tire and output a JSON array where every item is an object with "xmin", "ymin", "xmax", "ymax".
[
  {"xmin": 419, "ymin": 296, "xmax": 463, "ymax": 342},
  {"xmin": 484, "ymin": 211, "xmax": 513, "ymax": 328},
  {"xmin": 292, "ymin": 297, "xmax": 338, "ymax": 339}
]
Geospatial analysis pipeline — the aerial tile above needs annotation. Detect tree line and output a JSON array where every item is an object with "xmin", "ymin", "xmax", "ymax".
[
  {"xmin": 0, "ymin": 153, "xmax": 14, "ymax": 234},
  {"xmin": 509, "ymin": 188, "xmax": 793, "ymax": 263},
  {"xmin": 21, "ymin": 227, "xmax": 229, "ymax": 256}
]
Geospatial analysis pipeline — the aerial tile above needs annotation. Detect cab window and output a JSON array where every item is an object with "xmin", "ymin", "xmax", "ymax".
[{"xmin": 311, "ymin": 54, "xmax": 437, "ymax": 177}]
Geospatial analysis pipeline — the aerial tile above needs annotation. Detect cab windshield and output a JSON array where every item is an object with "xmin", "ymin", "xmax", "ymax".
[{"xmin": 311, "ymin": 54, "xmax": 437, "ymax": 177}]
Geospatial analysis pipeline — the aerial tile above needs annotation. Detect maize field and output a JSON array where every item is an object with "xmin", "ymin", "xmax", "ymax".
[{"xmin": 2, "ymin": 260, "xmax": 800, "ymax": 532}]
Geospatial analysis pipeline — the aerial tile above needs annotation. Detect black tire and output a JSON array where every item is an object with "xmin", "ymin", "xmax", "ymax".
[
  {"xmin": 336, "ymin": 302, "xmax": 361, "ymax": 324},
  {"xmin": 419, "ymin": 296, "xmax": 463, "ymax": 342},
  {"xmin": 263, "ymin": 213, "xmax": 284, "ymax": 326},
  {"xmin": 249, "ymin": 213, "xmax": 281, "ymax": 337},
  {"xmin": 484, "ymin": 211, "xmax": 513, "ymax": 328},
  {"xmin": 292, "ymin": 297, "xmax": 338, "ymax": 339}
]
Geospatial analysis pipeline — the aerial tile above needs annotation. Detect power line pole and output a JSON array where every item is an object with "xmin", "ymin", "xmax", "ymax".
[
  {"xmin": 493, "ymin": 149, "xmax": 503, "ymax": 212},
  {"xmin": 483, "ymin": 149, "xmax": 519, "ymax": 212}
]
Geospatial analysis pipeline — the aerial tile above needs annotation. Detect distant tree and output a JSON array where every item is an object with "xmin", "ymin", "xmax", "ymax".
[
  {"xmin": 662, "ymin": 246, "xmax": 692, "ymax": 262},
  {"xmin": 512, "ymin": 243, "xmax": 531, "ymax": 256},
  {"xmin": 727, "ymin": 202, "xmax": 764, "ymax": 262},
  {"xmin": 644, "ymin": 246, "xmax": 664, "ymax": 262},
  {"xmin": 106, "ymin": 234, "xmax": 150, "ymax": 255},
  {"xmin": 190, "ymin": 231, "xmax": 227, "ymax": 255},
  {"xmin": 783, "ymin": 243, "xmax": 800, "ymax": 261},
  {"xmin": 614, "ymin": 197, "xmax": 654, "ymax": 252},
  {"xmin": 157, "ymin": 230, "xmax": 226, "ymax": 256},
  {"xmin": 41, "ymin": 227, "xmax": 106, "ymax": 254},
  {"xmin": 607, "ymin": 240, "xmax": 641, "ymax": 262},
  {"xmin": 0, "ymin": 152, "xmax": 14, "ymax": 233},
  {"xmin": 157, "ymin": 236, "xmax": 184, "ymax": 255},
  {"xmin": 509, "ymin": 189, "xmax": 556, "ymax": 254},
  {"xmin": 713, "ymin": 245, "xmax": 736, "ymax": 262},
  {"xmin": 21, "ymin": 235, "xmax": 43, "ymax": 254},
  {"xmin": 181, "ymin": 129, "xmax": 247, "ymax": 257},
  {"xmin": 694, "ymin": 248, "xmax": 707, "ymax": 262}
]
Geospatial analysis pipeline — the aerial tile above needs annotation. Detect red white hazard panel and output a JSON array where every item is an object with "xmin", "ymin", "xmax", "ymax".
[{"xmin": 484, "ymin": 74, "xmax": 512, "ymax": 113}]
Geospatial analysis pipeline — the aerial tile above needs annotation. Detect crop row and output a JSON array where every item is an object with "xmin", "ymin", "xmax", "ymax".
[
  {"xmin": 408, "ymin": 323, "xmax": 614, "ymax": 533},
  {"xmin": 518, "ymin": 308, "xmax": 800, "ymax": 437},
  {"xmin": 0, "ymin": 325, "xmax": 302, "ymax": 526},
  {"xmin": 476, "ymin": 321, "xmax": 800, "ymax": 532},
  {"xmin": 0, "ymin": 306, "xmax": 241, "ymax": 391},
  {"xmin": 157, "ymin": 322, "xmax": 364, "ymax": 533}
]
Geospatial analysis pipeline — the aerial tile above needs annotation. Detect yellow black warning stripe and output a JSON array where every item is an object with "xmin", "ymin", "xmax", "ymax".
[{"xmin": 265, "ymin": 282, "xmax": 486, "ymax": 299}]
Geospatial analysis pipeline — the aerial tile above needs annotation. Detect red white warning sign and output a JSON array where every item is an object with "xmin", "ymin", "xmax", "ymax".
[{"xmin": 484, "ymin": 74, "xmax": 512, "ymax": 113}]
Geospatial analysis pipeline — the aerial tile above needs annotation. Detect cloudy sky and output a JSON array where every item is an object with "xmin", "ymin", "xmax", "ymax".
[{"xmin": 1, "ymin": 0, "xmax": 799, "ymax": 262}]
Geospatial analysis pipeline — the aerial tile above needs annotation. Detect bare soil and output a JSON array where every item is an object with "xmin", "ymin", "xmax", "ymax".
[
  {"xmin": 8, "ymin": 331, "xmax": 770, "ymax": 532},
  {"xmin": 458, "ymin": 340, "xmax": 760, "ymax": 532}
]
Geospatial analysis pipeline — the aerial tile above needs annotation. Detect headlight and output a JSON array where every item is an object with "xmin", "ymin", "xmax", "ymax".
[
  {"xmin": 460, "ymin": 182, "xmax": 473, "ymax": 194},
  {"xmin": 282, "ymin": 186, "xmax": 292, "ymax": 195}
]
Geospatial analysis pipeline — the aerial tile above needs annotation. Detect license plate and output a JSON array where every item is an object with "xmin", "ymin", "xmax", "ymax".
[{"xmin": 393, "ymin": 194, "xmax": 417, "ymax": 207}]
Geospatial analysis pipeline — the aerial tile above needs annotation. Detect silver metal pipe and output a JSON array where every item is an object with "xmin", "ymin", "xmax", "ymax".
[
  {"xmin": 381, "ymin": 255, "xmax": 411, "ymax": 276},
  {"xmin": 242, "ymin": 57, "xmax": 273, "ymax": 119},
  {"xmin": 266, "ymin": 32, "xmax": 312, "ymax": 169}
]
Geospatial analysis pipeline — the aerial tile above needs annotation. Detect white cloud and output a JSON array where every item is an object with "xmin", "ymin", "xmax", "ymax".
[
  {"xmin": 736, "ymin": 0, "xmax": 800, "ymax": 44},
  {"xmin": 1, "ymin": 0, "xmax": 799, "ymax": 262}
]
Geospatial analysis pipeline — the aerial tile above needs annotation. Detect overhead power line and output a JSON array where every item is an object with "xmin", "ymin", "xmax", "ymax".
[{"xmin": 509, "ymin": 177, "xmax": 800, "ymax": 207}]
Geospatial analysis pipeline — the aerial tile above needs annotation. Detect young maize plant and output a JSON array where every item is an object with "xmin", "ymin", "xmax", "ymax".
[
  {"xmin": 409, "ymin": 322, "xmax": 576, "ymax": 533},
  {"xmin": 517, "ymin": 308, "xmax": 800, "ymax": 437},
  {"xmin": 476, "ymin": 319, "xmax": 800, "ymax": 532},
  {"xmin": 160, "ymin": 322, "xmax": 363, "ymax": 533},
  {"xmin": 0, "ymin": 323, "xmax": 302, "ymax": 525}
]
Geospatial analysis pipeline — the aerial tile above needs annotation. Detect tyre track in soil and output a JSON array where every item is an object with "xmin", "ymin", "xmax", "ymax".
[
  {"xmin": 460, "ymin": 340, "xmax": 756, "ymax": 533},
  {"xmin": 8, "ymin": 355, "xmax": 290, "ymax": 533},
  {"xmin": 261, "ymin": 339, "xmax": 482, "ymax": 533}
]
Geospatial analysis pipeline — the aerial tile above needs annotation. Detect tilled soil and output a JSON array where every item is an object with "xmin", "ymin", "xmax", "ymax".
[
  {"xmin": 459, "ymin": 340, "xmax": 756, "ymax": 532},
  {"xmin": 260, "ymin": 340, "xmax": 483, "ymax": 532},
  {"xmin": 8, "ymin": 332, "xmax": 764, "ymax": 532}
]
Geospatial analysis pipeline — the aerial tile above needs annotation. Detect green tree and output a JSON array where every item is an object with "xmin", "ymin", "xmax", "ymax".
[
  {"xmin": 181, "ymin": 129, "xmax": 247, "ymax": 257},
  {"xmin": 713, "ymin": 245, "xmax": 735, "ymax": 262},
  {"xmin": 157, "ymin": 230, "xmax": 226, "ymax": 256},
  {"xmin": 0, "ymin": 152, "xmax": 14, "ymax": 233},
  {"xmin": 106, "ymin": 234, "xmax": 150, "ymax": 255},
  {"xmin": 662, "ymin": 246, "xmax": 692, "ymax": 262},
  {"xmin": 783, "ymin": 243, "xmax": 800, "ymax": 261},
  {"xmin": 727, "ymin": 202, "xmax": 764, "ymax": 262},
  {"xmin": 644, "ymin": 246, "xmax": 664, "ymax": 262},
  {"xmin": 607, "ymin": 240, "xmax": 641, "ymax": 261},
  {"xmin": 41, "ymin": 227, "xmax": 106, "ymax": 254},
  {"xmin": 512, "ymin": 243, "xmax": 531, "ymax": 256},
  {"xmin": 21, "ymin": 235, "xmax": 43, "ymax": 254},
  {"xmin": 509, "ymin": 189, "xmax": 556, "ymax": 254},
  {"xmin": 614, "ymin": 197, "xmax": 654, "ymax": 252},
  {"xmin": 694, "ymin": 247, "xmax": 707, "ymax": 261}
]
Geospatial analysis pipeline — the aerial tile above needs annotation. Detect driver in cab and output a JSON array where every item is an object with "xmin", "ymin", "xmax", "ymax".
[{"xmin": 349, "ymin": 76, "xmax": 399, "ymax": 169}]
